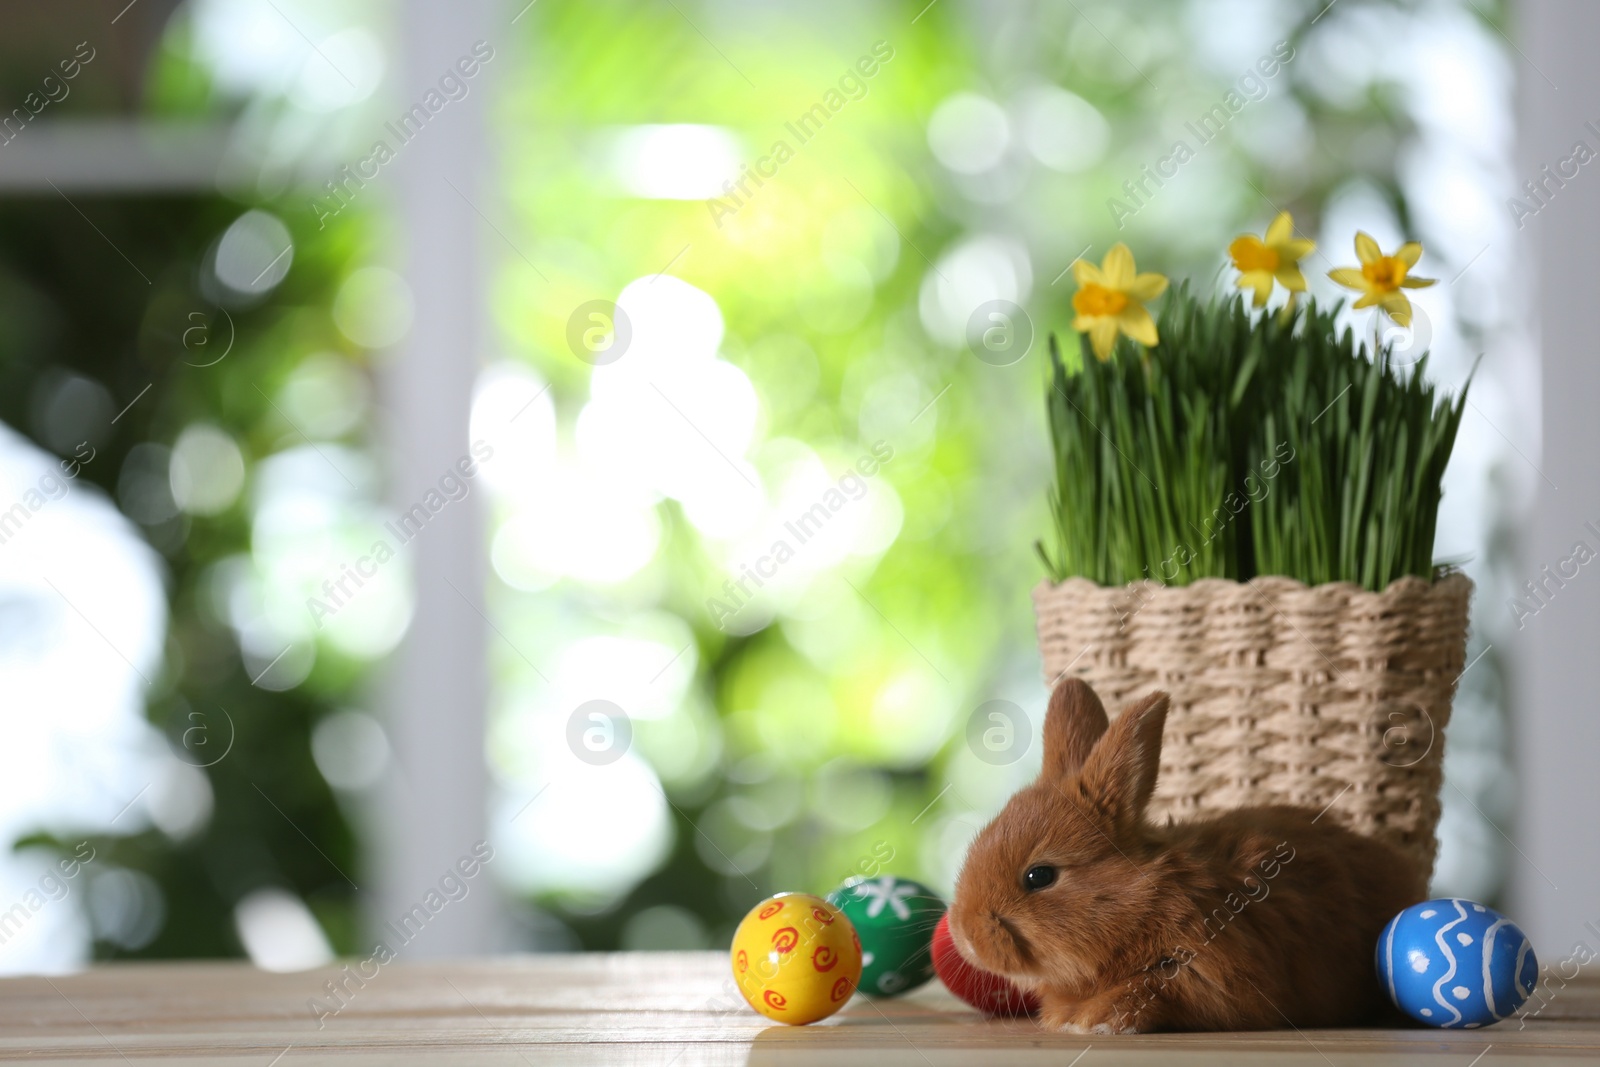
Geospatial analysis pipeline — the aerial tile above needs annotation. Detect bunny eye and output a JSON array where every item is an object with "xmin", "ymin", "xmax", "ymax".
[{"xmin": 1023, "ymin": 864, "xmax": 1057, "ymax": 891}]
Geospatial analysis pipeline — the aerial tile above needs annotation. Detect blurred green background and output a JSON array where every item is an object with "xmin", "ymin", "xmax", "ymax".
[{"xmin": 0, "ymin": 0, "xmax": 1520, "ymax": 968}]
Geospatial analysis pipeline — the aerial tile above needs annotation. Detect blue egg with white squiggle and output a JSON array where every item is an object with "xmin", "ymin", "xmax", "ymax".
[{"xmin": 1376, "ymin": 898, "xmax": 1538, "ymax": 1028}]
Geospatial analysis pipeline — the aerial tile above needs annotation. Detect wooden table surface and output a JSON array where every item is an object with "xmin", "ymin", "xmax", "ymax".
[{"xmin": 1, "ymin": 952, "xmax": 1595, "ymax": 1065}]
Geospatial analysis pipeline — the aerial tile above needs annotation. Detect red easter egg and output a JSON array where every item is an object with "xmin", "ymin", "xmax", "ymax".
[{"xmin": 930, "ymin": 912, "xmax": 1040, "ymax": 1017}]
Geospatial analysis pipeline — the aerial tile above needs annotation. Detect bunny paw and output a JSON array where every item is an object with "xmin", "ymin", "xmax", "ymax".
[
  {"xmin": 1071, "ymin": 997, "xmax": 1147, "ymax": 1034},
  {"xmin": 1089, "ymin": 1019, "xmax": 1140, "ymax": 1036},
  {"xmin": 1041, "ymin": 993, "xmax": 1147, "ymax": 1035},
  {"xmin": 1050, "ymin": 1015, "xmax": 1140, "ymax": 1035}
]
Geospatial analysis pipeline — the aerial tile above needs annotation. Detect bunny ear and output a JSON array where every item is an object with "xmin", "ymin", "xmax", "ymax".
[
  {"xmin": 1077, "ymin": 691, "xmax": 1170, "ymax": 830},
  {"xmin": 1038, "ymin": 677, "xmax": 1109, "ymax": 783}
]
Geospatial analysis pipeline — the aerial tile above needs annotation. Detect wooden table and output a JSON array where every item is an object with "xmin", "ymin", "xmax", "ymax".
[{"xmin": 2, "ymin": 953, "xmax": 1595, "ymax": 1064}]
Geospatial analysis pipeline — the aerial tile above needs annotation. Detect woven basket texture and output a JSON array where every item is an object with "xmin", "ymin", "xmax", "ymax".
[{"xmin": 1032, "ymin": 572, "xmax": 1473, "ymax": 876}]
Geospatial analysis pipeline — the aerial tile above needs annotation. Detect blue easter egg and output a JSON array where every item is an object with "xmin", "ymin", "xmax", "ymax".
[{"xmin": 1376, "ymin": 898, "xmax": 1538, "ymax": 1028}]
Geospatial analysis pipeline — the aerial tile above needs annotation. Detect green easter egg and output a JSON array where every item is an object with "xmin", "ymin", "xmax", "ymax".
[{"xmin": 826, "ymin": 875, "xmax": 946, "ymax": 997}]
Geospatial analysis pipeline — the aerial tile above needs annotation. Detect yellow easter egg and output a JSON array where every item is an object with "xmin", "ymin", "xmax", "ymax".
[{"xmin": 730, "ymin": 892, "xmax": 862, "ymax": 1025}]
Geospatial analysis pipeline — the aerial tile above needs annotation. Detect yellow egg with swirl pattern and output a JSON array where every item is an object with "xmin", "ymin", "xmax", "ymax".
[{"xmin": 730, "ymin": 892, "xmax": 862, "ymax": 1024}]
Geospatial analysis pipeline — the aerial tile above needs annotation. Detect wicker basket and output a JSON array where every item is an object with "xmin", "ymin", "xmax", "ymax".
[{"xmin": 1032, "ymin": 572, "xmax": 1472, "ymax": 878}]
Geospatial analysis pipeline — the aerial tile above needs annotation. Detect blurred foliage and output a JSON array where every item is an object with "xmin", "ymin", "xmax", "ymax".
[{"xmin": 0, "ymin": 193, "xmax": 368, "ymax": 958}]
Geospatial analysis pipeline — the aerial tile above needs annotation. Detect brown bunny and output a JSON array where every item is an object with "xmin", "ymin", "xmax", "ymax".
[{"xmin": 948, "ymin": 678, "xmax": 1426, "ymax": 1033}]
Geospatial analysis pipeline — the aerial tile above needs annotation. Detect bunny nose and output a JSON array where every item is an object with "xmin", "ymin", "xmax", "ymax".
[
  {"xmin": 976, "ymin": 909, "xmax": 1031, "ymax": 972},
  {"xmin": 949, "ymin": 907, "xmax": 1003, "ymax": 968}
]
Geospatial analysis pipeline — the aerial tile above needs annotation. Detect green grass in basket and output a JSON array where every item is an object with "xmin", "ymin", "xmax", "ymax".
[{"xmin": 1037, "ymin": 285, "xmax": 1470, "ymax": 592}]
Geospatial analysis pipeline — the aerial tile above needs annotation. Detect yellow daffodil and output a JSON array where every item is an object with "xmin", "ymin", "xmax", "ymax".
[
  {"xmin": 1327, "ymin": 232, "xmax": 1436, "ymax": 327},
  {"xmin": 1229, "ymin": 211, "xmax": 1315, "ymax": 308},
  {"xmin": 1071, "ymin": 243, "xmax": 1168, "ymax": 361}
]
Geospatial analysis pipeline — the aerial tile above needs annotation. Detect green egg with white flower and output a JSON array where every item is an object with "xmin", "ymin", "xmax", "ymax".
[{"xmin": 826, "ymin": 875, "xmax": 946, "ymax": 997}]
